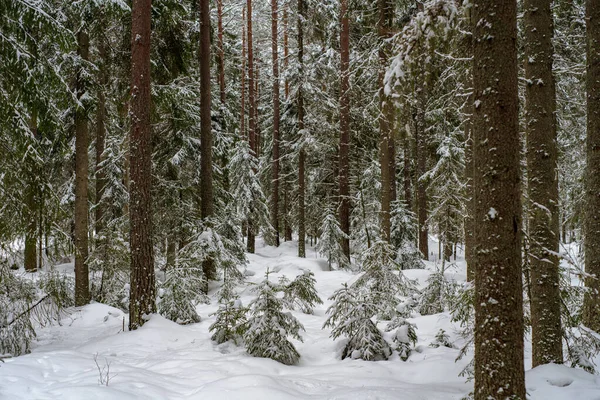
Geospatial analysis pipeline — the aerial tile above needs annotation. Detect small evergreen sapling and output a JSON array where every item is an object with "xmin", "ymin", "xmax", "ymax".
[
  {"xmin": 429, "ymin": 329, "xmax": 454, "ymax": 349},
  {"xmin": 209, "ymin": 256, "xmax": 248, "ymax": 345},
  {"xmin": 388, "ymin": 317, "xmax": 418, "ymax": 361},
  {"xmin": 324, "ymin": 284, "xmax": 392, "ymax": 361},
  {"xmin": 210, "ymin": 297, "xmax": 248, "ymax": 345},
  {"xmin": 354, "ymin": 240, "xmax": 416, "ymax": 320},
  {"xmin": 316, "ymin": 209, "xmax": 349, "ymax": 269},
  {"xmin": 282, "ymin": 269, "xmax": 323, "ymax": 314},
  {"xmin": 390, "ymin": 201, "xmax": 424, "ymax": 270},
  {"xmin": 244, "ymin": 272, "xmax": 305, "ymax": 365}
]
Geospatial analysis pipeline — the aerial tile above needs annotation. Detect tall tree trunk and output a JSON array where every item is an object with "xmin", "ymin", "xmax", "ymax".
[
  {"xmin": 247, "ymin": 0, "xmax": 256, "ymax": 253},
  {"xmin": 129, "ymin": 0, "xmax": 155, "ymax": 331},
  {"xmin": 74, "ymin": 28, "xmax": 91, "ymax": 306},
  {"xmin": 24, "ymin": 113, "xmax": 38, "ymax": 272},
  {"xmin": 283, "ymin": 3, "xmax": 292, "ymax": 242},
  {"xmin": 217, "ymin": 0, "xmax": 226, "ymax": 105},
  {"xmin": 200, "ymin": 0, "xmax": 215, "ymax": 280},
  {"xmin": 524, "ymin": 0, "xmax": 563, "ymax": 366},
  {"xmin": 583, "ymin": 0, "xmax": 600, "ymax": 333},
  {"xmin": 271, "ymin": 0, "xmax": 281, "ymax": 247},
  {"xmin": 378, "ymin": 0, "xmax": 393, "ymax": 242},
  {"xmin": 241, "ymin": 6, "xmax": 247, "ymax": 139},
  {"xmin": 297, "ymin": 0, "xmax": 306, "ymax": 258},
  {"xmin": 472, "ymin": 0, "xmax": 525, "ymax": 398},
  {"xmin": 415, "ymin": 101, "xmax": 429, "ymax": 259},
  {"xmin": 402, "ymin": 134, "xmax": 412, "ymax": 211},
  {"xmin": 339, "ymin": 0, "xmax": 350, "ymax": 260},
  {"xmin": 464, "ymin": 113, "xmax": 475, "ymax": 282},
  {"xmin": 95, "ymin": 28, "xmax": 108, "ymax": 239}
]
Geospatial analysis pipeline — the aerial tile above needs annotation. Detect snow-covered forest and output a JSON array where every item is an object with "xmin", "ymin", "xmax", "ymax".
[{"xmin": 1, "ymin": 0, "xmax": 599, "ymax": 398}]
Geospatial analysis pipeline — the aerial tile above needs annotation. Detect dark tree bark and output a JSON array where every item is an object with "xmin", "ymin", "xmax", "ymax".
[
  {"xmin": 379, "ymin": 0, "xmax": 394, "ymax": 242},
  {"xmin": 24, "ymin": 112, "xmax": 38, "ymax": 273},
  {"xmin": 217, "ymin": 0, "xmax": 225, "ymax": 105},
  {"xmin": 247, "ymin": 0, "xmax": 256, "ymax": 254},
  {"xmin": 271, "ymin": 0, "xmax": 281, "ymax": 247},
  {"xmin": 583, "ymin": 0, "xmax": 600, "ymax": 333},
  {"xmin": 472, "ymin": 0, "xmax": 526, "ymax": 398},
  {"xmin": 129, "ymin": 0, "xmax": 156, "ymax": 331},
  {"xmin": 415, "ymin": 101, "xmax": 429, "ymax": 259},
  {"xmin": 241, "ymin": 6, "xmax": 246, "ymax": 139},
  {"xmin": 297, "ymin": 0, "xmax": 306, "ymax": 258},
  {"xmin": 283, "ymin": 3, "xmax": 292, "ymax": 242},
  {"xmin": 464, "ymin": 114, "xmax": 475, "ymax": 282},
  {"xmin": 524, "ymin": 0, "xmax": 563, "ymax": 366},
  {"xmin": 402, "ymin": 134, "xmax": 412, "ymax": 211},
  {"xmin": 95, "ymin": 29, "xmax": 108, "ymax": 239},
  {"xmin": 74, "ymin": 28, "xmax": 91, "ymax": 306},
  {"xmin": 200, "ymin": 0, "xmax": 215, "ymax": 280},
  {"xmin": 339, "ymin": 0, "xmax": 350, "ymax": 260}
]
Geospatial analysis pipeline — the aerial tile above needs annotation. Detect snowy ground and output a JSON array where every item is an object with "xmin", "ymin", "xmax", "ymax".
[{"xmin": 1, "ymin": 239, "xmax": 599, "ymax": 399}]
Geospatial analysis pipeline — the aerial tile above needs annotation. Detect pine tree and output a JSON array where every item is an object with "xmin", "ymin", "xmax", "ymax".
[
  {"xmin": 583, "ymin": 0, "xmax": 600, "ymax": 334},
  {"xmin": 339, "ymin": 0, "xmax": 351, "ymax": 261},
  {"xmin": 386, "ymin": 316, "xmax": 417, "ymax": 361},
  {"xmin": 324, "ymin": 284, "xmax": 392, "ymax": 361},
  {"xmin": 524, "ymin": 0, "xmax": 563, "ymax": 366},
  {"xmin": 316, "ymin": 208, "xmax": 349, "ymax": 270},
  {"xmin": 129, "ymin": 0, "xmax": 156, "ymax": 331},
  {"xmin": 199, "ymin": 0, "xmax": 215, "ymax": 281},
  {"xmin": 472, "ymin": 0, "xmax": 526, "ymax": 398},
  {"xmin": 282, "ymin": 269, "xmax": 322, "ymax": 314},
  {"xmin": 244, "ymin": 272, "xmax": 304, "ymax": 365}
]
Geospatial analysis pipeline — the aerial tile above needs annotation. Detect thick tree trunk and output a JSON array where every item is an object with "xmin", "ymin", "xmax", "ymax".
[
  {"xmin": 74, "ymin": 29, "xmax": 91, "ymax": 306},
  {"xmin": 378, "ymin": 0, "xmax": 394, "ymax": 242},
  {"xmin": 524, "ymin": 0, "xmax": 563, "ymax": 366},
  {"xmin": 339, "ymin": 0, "xmax": 350, "ymax": 260},
  {"xmin": 297, "ymin": 0, "xmax": 306, "ymax": 258},
  {"xmin": 472, "ymin": 1, "xmax": 526, "ymax": 398},
  {"xmin": 464, "ymin": 115, "xmax": 475, "ymax": 282},
  {"xmin": 271, "ymin": 0, "xmax": 280, "ymax": 247},
  {"xmin": 583, "ymin": 0, "xmax": 600, "ymax": 333},
  {"xmin": 129, "ymin": 0, "xmax": 156, "ymax": 331},
  {"xmin": 200, "ymin": 0, "xmax": 215, "ymax": 280}
]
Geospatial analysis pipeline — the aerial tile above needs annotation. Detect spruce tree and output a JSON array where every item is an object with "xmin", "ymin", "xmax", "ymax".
[{"xmin": 472, "ymin": 0, "xmax": 526, "ymax": 398}]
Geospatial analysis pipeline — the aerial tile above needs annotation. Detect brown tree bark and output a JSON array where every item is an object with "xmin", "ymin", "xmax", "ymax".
[
  {"xmin": 200, "ymin": 0, "xmax": 215, "ymax": 280},
  {"xmin": 415, "ymin": 101, "xmax": 429, "ymax": 259},
  {"xmin": 297, "ymin": 0, "xmax": 306, "ymax": 258},
  {"xmin": 24, "ymin": 111, "xmax": 38, "ymax": 272},
  {"xmin": 378, "ymin": 0, "xmax": 394, "ymax": 242},
  {"xmin": 95, "ymin": 28, "xmax": 108, "ymax": 238},
  {"xmin": 472, "ymin": 0, "xmax": 526, "ymax": 398},
  {"xmin": 402, "ymin": 134, "xmax": 412, "ymax": 211},
  {"xmin": 129, "ymin": 0, "xmax": 156, "ymax": 331},
  {"xmin": 217, "ymin": 0, "xmax": 226, "ymax": 105},
  {"xmin": 524, "ymin": 0, "xmax": 563, "ymax": 366},
  {"xmin": 247, "ymin": 0, "xmax": 256, "ymax": 254},
  {"xmin": 583, "ymin": 0, "xmax": 600, "ymax": 333},
  {"xmin": 74, "ymin": 28, "xmax": 91, "ymax": 306},
  {"xmin": 271, "ymin": 0, "xmax": 281, "ymax": 247},
  {"xmin": 241, "ymin": 6, "xmax": 247, "ymax": 139},
  {"xmin": 339, "ymin": 0, "xmax": 350, "ymax": 260}
]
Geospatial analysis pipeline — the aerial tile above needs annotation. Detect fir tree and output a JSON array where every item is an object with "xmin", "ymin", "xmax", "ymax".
[
  {"xmin": 429, "ymin": 329, "xmax": 454, "ymax": 349},
  {"xmin": 244, "ymin": 272, "xmax": 304, "ymax": 365},
  {"xmin": 386, "ymin": 316, "xmax": 418, "ymax": 361},
  {"xmin": 324, "ymin": 283, "xmax": 392, "ymax": 361},
  {"xmin": 353, "ymin": 240, "xmax": 415, "ymax": 320},
  {"xmin": 316, "ymin": 208, "xmax": 349, "ymax": 270},
  {"xmin": 282, "ymin": 269, "xmax": 323, "ymax": 314}
]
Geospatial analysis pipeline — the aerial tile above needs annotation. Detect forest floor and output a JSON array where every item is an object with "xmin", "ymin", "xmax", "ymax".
[{"xmin": 1, "ymin": 238, "xmax": 599, "ymax": 399}]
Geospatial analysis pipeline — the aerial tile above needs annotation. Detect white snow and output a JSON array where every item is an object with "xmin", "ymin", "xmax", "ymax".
[{"xmin": 1, "ymin": 239, "xmax": 599, "ymax": 399}]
